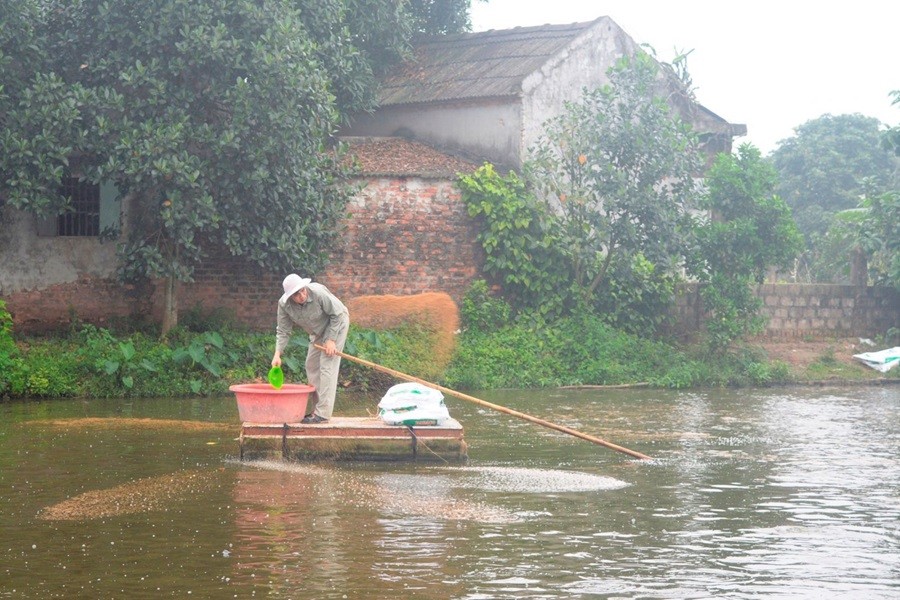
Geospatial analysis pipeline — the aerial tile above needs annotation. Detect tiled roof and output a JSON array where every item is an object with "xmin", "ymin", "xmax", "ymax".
[
  {"xmin": 344, "ymin": 137, "xmax": 478, "ymax": 178},
  {"xmin": 378, "ymin": 19, "xmax": 601, "ymax": 105}
]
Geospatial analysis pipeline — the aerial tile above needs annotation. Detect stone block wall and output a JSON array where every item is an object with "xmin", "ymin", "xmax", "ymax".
[{"xmin": 671, "ymin": 283, "xmax": 900, "ymax": 338}]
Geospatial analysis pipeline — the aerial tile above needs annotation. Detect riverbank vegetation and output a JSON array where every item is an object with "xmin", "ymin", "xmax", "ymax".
[{"xmin": 1, "ymin": 293, "xmax": 894, "ymax": 401}]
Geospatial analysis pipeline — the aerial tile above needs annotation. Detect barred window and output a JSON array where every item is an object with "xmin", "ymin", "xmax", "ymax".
[{"xmin": 57, "ymin": 177, "xmax": 101, "ymax": 236}]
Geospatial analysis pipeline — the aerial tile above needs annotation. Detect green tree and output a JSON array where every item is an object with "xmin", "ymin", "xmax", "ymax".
[
  {"xmin": 868, "ymin": 91, "xmax": 900, "ymax": 288},
  {"xmin": 693, "ymin": 144, "xmax": 803, "ymax": 350},
  {"xmin": 527, "ymin": 53, "xmax": 703, "ymax": 333},
  {"xmin": 769, "ymin": 113, "xmax": 898, "ymax": 281},
  {"xmin": 809, "ymin": 208, "xmax": 869, "ymax": 284},
  {"xmin": 1, "ymin": 0, "xmax": 456, "ymax": 336},
  {"xmin": 343, "ymin": 0, "xmax": 412, "ymax": 75},
  {"xmin": 339, "ymin": 0, "xmax": 477, "ymax": 78},
  {"xmin": 457, "ymin": 164, "xmax": 572, "ymax": 319},
  {"xmin": 882, "ymin": 90, "xmax": 900, "ymax": 157},
  {"xmin": 0, "ymin": 0, "xmax": 45, "ymax": 107},
  {"xmin": 0, "ymin": 1, "xmax": 82, "ymax": 219},
  {"xmin": 859, "ymin": 188, "xmax": 900, "ymax": 289},
  {"xmin": 406, "ymin": 0, "xmax": 476, "ymax": 35}
]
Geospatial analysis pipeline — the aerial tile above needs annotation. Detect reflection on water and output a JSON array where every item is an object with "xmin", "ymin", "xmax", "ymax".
[{"xmin": 0, "ymin": 386, "xmax": 898, "ymax": 598}]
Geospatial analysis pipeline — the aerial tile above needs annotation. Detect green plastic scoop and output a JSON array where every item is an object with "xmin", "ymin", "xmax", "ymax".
[{"xmin": 267, "ymin": 366, "xmax": 284, "ymax": 389}]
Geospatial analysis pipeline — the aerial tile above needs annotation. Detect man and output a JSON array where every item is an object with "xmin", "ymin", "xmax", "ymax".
[{"xmin": 272, "ymin": 274, "xmax": 349, "ymax": 424}]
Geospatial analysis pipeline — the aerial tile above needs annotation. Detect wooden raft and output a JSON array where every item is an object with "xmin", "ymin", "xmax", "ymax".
[{"xmin": 239, "ymin": 416, "xmax": 467, "ymax": 462}]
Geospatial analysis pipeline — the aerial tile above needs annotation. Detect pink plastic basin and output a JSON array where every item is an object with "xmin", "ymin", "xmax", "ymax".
[{"xmin": 229, "ymin": 383, "xmax": 316, "ymax": 423}]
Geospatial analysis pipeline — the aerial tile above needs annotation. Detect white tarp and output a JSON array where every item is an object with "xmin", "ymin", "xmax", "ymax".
[{"xmin": 852, "ymin": 347, "xmax": 900, "ymax": 372}]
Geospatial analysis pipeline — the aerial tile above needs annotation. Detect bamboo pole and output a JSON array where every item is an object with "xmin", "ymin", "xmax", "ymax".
[{"xmin": 317, "ymin": 345, "xmax": 652, "ymax": 460}]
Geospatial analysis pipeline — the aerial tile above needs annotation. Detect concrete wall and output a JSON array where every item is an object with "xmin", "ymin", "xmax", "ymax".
[
  {"xmin": 0, "ymin": 207, "xmax": 148, "ymax": 332},
  {"xmin": 521, "ymin": 16, "xmax": 638, "ymax": 158},
  {"xmin": 0, "ymin": 207, "xmax": 119, "ymax": 292},
  {"xmin": 671, "ymin": 283, "xmax": 900, "ymax": 339}
]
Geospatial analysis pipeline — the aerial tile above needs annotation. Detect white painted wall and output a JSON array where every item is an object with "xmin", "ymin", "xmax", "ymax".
[
  {"xmin": 521, "ymin": 17, "xmax": 639, "ymax": 160},
  {"xmin": 0, "ymin": 207, "xmax": 118, "ymax": 294}
]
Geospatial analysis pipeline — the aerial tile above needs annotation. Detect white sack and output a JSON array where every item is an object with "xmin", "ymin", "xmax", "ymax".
[
  {"xmin": 852, "ymin": 346, "xmax": 900, "ymax": 372},
  {"xmin": 378, "ymin": 382, "xmax": 445, "ymax": 411},
  {"xmin": 379, "ymin": 403, "xmax": 451, "ymax": 426}
]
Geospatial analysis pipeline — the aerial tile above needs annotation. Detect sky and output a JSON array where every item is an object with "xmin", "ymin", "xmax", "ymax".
[{"xmin": 470, "ymin": 0, "xmax": 899, "ymax": 155}]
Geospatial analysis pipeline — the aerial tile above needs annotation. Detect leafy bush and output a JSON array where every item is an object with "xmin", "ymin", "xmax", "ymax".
[
  {"xmin": 653, "ymin": 362, "xmax": 703, "ymax": 389},
  {"xmin": 180, "ymin": 304, "xmax": 240, "ymax": 333},
  {"xmin": 693, "ymin": 145, "xmax": 803, "ymax": 351},
  {"xmin": 445, "ymin": 313, "xmax": 682, "ymax": 390},
  {"xmin": 343, "ymin": 324, "xmax": 446, "ymax": 390},
  {"xmin": 5, "ymin": 318, "xmax": 456, "ymax": 399},
  {"xmin": 592, "ymin": 254, "xmax": 677, "ymax": 336},
  {"xmin": 458, "ymin": 164, "xmax": 571, "ymax": 319},
  {"xmin": 445, "ymin": 311, "xmax": 804, "ymax": 391},
  {"xmin": 443, "ymin": 325, "xmax": 559, "ymax": 389},
  {"xmin": 459, "ymin": 280, "xmax": 511, "ymax": 332},
  {"xmin": 0, "ymin": 300, "xmax": 25, "ymax": 397}
]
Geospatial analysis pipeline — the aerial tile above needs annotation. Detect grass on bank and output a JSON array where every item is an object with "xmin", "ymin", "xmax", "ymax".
[{"xmin": 0, "ymin": 298, "xmax": 894, "ymax": 401}]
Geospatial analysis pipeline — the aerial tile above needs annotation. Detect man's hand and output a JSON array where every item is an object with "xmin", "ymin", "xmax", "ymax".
[
  {"xmin": 322, "ymin": 340, "xmax": 337, "ymax": 357},
  {"xmin": 271, "ymin": 352, "xmax": 282, "ymax": 367}
]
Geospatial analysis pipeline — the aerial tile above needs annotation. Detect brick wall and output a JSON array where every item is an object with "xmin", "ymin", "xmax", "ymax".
[
  {"xmin": 671, "ymin": 283, "xmax": 900, "ymax": 338},
  {"xmin": 5, "ymin": 175, "xmax": 484, "ymax": 334},
  {"xmin": 323, "ymin": 177, "xmax": 483, "ymax": 298},
  {"xmin": 173, "ymin": 175, "xmax": 485, "ymax": 331},
  {"xmin": 4, "ymin": 277, "xmax": 152, "ymax": 334}
]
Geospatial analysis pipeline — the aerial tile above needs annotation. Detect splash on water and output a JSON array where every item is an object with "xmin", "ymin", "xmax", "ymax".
[
  {"xmin": 444, "ymin": 466, "xmax": 628, "ymax": 493},
  {"xmin": 235, "ymin": 459, "xmax": 518, "ymax": 523}
]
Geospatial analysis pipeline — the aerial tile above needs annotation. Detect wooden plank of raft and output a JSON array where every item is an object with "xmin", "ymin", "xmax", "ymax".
[
  {"xmin": 241, "ymin": 417, "xmax": 464, "ymax": 440},
  {"xmin": 239, "ymin": 417, "xmax": 467, "ymax": 462}
]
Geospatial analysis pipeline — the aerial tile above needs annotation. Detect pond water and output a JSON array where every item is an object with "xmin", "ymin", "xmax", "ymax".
[{"xmin": 1, "ymin": 385, "xmax": 898, "ymax": 599}]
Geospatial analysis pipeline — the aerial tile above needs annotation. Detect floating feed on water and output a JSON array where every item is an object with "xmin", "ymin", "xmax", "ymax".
[
  {"xmin": 39, "ymin": 469, "xmax": 221, "ymax": 521},
  {"xmin": 26, "ymin": 418, "xmax": 230, "ymax": 432}
]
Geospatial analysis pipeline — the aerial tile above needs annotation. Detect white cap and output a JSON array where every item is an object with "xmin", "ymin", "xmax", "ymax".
[{"xmin": 280, "ymin": 273, "xmax": 311, "ymax": 304}]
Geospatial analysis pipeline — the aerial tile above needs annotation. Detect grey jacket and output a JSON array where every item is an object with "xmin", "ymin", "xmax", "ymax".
[{"xmin": 275, "ymin": 283, "xmax": 349, "ymax": 353}]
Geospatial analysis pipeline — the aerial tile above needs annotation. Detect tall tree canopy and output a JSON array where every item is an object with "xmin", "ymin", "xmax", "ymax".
[
  {"xmin": 526, "ymin": 53, "xmax": 703, "ymax": 333},
  {"xmin": 769, "ymin": 113, "xmax": 899, "ymax": 283},
  {"xmin": 0, "ymin": 1, "xmax": 45, "ymax": 105},
  {"xmin": 882, "ymin": 90, "xmax": 900, "ymax": 157},
  {"xmin": 0, "ymin": 0, "xmax": 473, "ymax": 335},
  {"xmin": 405, "ymin": 0, "xmax": 474, "ymax": 35},
  {"xmin": 692, "ymin": 144, "xmax": 803, "ymax": 349},
  {"xmin": 769, "ymin": 114, "xmax": 897, "ymax": 243}
]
